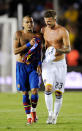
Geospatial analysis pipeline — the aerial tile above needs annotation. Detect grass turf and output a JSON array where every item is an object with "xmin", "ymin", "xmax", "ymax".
[{"xmin": 0, "ymin": 91, "xmax": 82, "ymax": 131}]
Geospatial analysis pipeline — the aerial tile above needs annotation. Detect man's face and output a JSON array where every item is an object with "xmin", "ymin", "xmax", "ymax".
[
  {"xmin": 44, "ymin": 17, "xmax": 56, "ymax": 28},
  {"xmin": 23, "ymin": 17, "xmax": 34, "ymax": 32}
]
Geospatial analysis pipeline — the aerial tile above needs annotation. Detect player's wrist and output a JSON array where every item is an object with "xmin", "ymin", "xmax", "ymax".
[
  {"xmin": 56, "ymin": 48, "xmax": 65, "ymax": 53},
  {"xmin": 26, "ymin": 42, "xmax": 31, "ymax": 47}
]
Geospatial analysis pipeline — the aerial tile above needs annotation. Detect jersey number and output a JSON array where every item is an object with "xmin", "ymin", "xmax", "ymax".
[{"xmin": 55, "ymin": 82, "xmax": 63, "ymax": 89}]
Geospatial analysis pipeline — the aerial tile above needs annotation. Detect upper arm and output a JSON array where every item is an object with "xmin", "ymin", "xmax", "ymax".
[
  {"xmin": 13, "ymin": 32, "xmax": 20, "ymax": 53},
  {"xmin": 62, "ymin": 28, "xmax": 70, "ymax": 48}
]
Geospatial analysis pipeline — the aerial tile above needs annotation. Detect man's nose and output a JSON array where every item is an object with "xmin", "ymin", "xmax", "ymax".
[{"xmin": 28, "ymin": 22, "xmax": 31, "ymax": 26}]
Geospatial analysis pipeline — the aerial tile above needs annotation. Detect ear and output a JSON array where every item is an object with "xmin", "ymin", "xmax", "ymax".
[
  {"xmin": 54, "ymin": 15, "xmax": 57, "ymax": 21},
  {"xmin": 22, "ymin": 26, "xmax": 24, "ymax": 29},
  {"xmin": 32, "ymin": 22, "xmax": 34, "ymax": 27}
]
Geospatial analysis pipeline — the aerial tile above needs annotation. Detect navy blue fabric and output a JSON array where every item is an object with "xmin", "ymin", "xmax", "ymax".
[
  {"xmin": 31, "ymin": 94, "xmax": 39, "ymax": 100},
  {"xmin": 16, "ymin": 62, "xmax": 39, "ymax": 91}
]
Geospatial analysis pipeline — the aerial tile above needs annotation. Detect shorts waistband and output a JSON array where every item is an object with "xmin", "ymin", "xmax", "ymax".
[
  {"xmin": 16, "ymin": 61, "xmax": 31, "ymax": 65},
  {"xmin": 52, "ymin": 58, "xmax": 66, "ymax": 65}
]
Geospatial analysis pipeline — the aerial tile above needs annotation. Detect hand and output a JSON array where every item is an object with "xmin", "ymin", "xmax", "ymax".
[
  {"xmin": 37, "ymin": 65, "xmax": 42, "ymax": 76},
  {"xmin": 30, "ymin": 38, "xmax": 35, "ymax": 45},
  {"xmin": 34, "ymin": 37, "xmax": 41, "ymax": 44}
]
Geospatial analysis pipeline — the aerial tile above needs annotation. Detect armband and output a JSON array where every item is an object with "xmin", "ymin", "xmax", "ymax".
[{"xmin": 26, "ymin": 42, "xmax": 31, "ymax": 47}]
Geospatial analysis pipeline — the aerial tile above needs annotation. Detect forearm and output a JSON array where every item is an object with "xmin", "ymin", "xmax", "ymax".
[
  {"xmin": 56, "ymin": 47, "xmax": 71, "ymax": 54},
  {"xmin": 14, "ymin": 42, "xmax": 31, "ymax": 55},
  {"xmin": 14, "ymin": 45, "xmax": 27, "ymax": 55}
]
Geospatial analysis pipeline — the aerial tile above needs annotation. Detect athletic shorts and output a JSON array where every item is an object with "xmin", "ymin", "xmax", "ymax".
[
  {"xmin": 42, "ymin": 59, "xmax": 67, "ymax": 93},
  {"xmin": 16, "ymin": 62, "xmax": 39, "ymax": 91}
]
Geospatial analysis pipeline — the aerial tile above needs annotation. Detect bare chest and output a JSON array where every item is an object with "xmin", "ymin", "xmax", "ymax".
[
  {"xmin": 44, "ymin": 29, "xmax": 63, "ymax": 47},
  {"xmin": 20, "ymin": 33, "xmax": 34, "ymax": 46}
]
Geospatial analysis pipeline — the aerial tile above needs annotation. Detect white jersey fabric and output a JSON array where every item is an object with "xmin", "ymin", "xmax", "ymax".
[
  {"xmin": 45, "ymin": 46, "xmax": 56, "ymax": 62},
  {"xmin": 42, "ymin": 56, "xmax": 67, "ymax": 93}
]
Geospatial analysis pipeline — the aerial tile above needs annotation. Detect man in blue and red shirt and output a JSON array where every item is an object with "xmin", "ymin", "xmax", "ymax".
[{"xmin": 13, "ymin": 15, "xmax": 42, "ymax": 124}]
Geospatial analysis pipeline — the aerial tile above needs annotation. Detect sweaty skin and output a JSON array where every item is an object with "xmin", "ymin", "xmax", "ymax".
[
  {"xmin": 41, "ymin": 17, "xmax": 71, "ymax": 61},
  {"xmin": 13, "ymin": 17, "xmax": 42, "ymax": 63}
]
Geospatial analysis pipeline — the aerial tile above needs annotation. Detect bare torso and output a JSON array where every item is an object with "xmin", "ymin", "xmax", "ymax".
[
  {"xmin": 42, "ymin": 25, "xmax": 66, "ymax": 61},
  {"xmin": 15, "ymin": 30, "xmax": 41, "ymax": 63}
]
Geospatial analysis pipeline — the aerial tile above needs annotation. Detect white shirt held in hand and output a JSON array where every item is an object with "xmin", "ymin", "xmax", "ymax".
[{"xmin": 45, "ymin": 46, "xmax": 56, "ymax": 62}]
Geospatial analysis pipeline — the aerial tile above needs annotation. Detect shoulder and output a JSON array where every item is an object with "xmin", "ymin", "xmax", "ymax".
[
  {"xmin": 60, "ymin": 25, "xmax": 69, "ymax": 34},
  {"xmin": 57, "ymin": 25, "xmax": 69, "ymax": 37},
  {"xmin": 15, "ymin": 30, "xmax": 22, "ymax": 38}
]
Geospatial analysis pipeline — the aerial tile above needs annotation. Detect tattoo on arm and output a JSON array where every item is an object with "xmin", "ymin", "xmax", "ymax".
[{"xmin": 56, "ymin": 46, "xmax": 71, "ymax": 54}]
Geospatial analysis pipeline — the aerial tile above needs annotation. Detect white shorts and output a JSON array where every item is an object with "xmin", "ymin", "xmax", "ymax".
[{"xmin": 42, "ymin": 59, "xmax": 67, "ymax": 93}]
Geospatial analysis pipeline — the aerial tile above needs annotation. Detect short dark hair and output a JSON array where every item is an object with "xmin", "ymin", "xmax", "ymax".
[
  {"xmin": 44, "ymin": 10, "xmax": 56, "ymax": 18},
  {"xmin": 23, "ymin": 15, "xmax": 32, "ymax": 20}
]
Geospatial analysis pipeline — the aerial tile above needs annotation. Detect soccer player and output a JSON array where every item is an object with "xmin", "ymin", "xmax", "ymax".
[
  {"xmin": 13, "ymin": 16, "xmax": 42, "ymax": 124},
  {"xmin": 41, "ymin": 10, "xmax": 71, "ymax": 124}
]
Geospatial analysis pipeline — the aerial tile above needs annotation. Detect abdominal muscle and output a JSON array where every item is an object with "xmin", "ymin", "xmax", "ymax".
[{"xmin": 16, "ymin": 55, "xmax": 24, "ymax": 63}]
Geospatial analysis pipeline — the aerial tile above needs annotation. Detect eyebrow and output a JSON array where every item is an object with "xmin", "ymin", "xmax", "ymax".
[
  {"xmin": 47, "ymin": 20, "xmax": 52, "ymax": 21},
  {"xmin": 25, "ymin": 20, "xmax": 33, "ymax": 22}
]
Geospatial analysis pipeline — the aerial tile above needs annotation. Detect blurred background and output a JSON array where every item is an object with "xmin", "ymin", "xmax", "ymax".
[{"xmin": 0, "ymin": 0, "xmax": 82, "ymax": 92}]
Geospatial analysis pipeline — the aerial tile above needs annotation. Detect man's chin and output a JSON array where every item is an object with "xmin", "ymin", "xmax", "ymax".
[
  {"xmin": 48, "ymin": 26, "xmax": 52, "ymax": 28},
  {"xmin": 47, "ymin": 25, "xmax": 52, "ymax": 27},
  {"xmin": 47, "ymin": 25, "xmax": 54, "ymax": 28}
]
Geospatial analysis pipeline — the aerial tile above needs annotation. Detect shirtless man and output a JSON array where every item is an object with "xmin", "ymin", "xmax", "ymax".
[
  {"xmin": 13, "ymin": 16, "xmax": 42, "ymax": 124},
  {"xmin": 41, "ymin": 10, "xmax": 71, "ymax": 124}
]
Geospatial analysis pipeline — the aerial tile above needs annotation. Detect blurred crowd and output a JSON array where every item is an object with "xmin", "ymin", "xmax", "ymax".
[
  {"xmin": 0, "ymin": 0, "xmax": 53, "ymax": 31},
  {"xmin": 0, "ymin": 0, "xmax": 82, "ymax": 66},
  {"xmin": 58, "ymin": 0, "xmax": 82, "ymax": 66}
]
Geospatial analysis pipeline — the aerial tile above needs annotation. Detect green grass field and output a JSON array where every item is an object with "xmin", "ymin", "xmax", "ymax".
[{"xmin": 0, "ymin": 91, "xmax": 82, "ymax": 131}]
